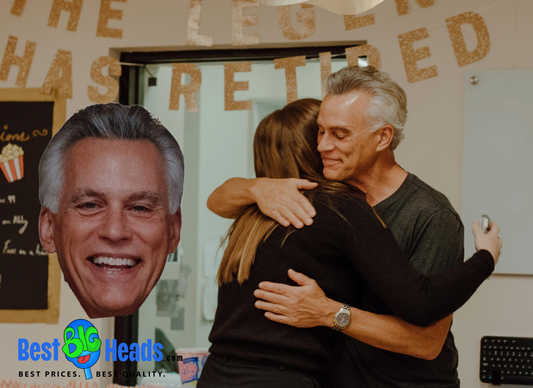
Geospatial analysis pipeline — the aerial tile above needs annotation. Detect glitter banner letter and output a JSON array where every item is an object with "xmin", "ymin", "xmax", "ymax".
[
  {"xmin": 11, "ymin": 0, "xmax": 27, "ymax": 16},
  {"xmin": 47, "ymin": 0, "xmax": 84, "ymax": 32},
  {"xmin": 40, "ymin": 49, "xmax": 73, "ymax": 98},
  {"xmin": 398, "ymin": 28, "xmax": 437, "ymax": 83},
  {"xmin": 446, "ymin": 12, "xmax": 490, "ymax": 67},
  {"xmin": 169, "ymin": 63, "xmax": 202, "ymax": 112},
  {"xmin": 319, "ymin": 51, "xmax": 331, "ymax": 98},
  {"xmin": 343, "ymin": 14, "xmax": 375, "ymax": 31},
  {"xmin": 87, "ymin": 56, "xmax": 121, "ymax": 103},
  {"xmin": 232, "ymin": 0, "xmax": 260, "ymax": 46},
  {"xmin": 278, "ymin": 4, "xmax": 315, "ymax": 41},
  {"xmin": 224, "ymin": 62, "xmax": 252, "ymax": 111},
  {"xmin": 0, "ymin": 36, "xmax": 36, "ymax": 87},
  {"xmin": 186, "ymin": 0, "xmax": 213, "ymax": 46},
  {"xmin": 345, "ymin": 45, "xmax": 381, "ymax": 70},
  {"xmin": 97, "ymin": 0, "xmax": 127, "ymax": 39},
  {"xmin": 394, "ymin": 0, "xmax": 434, "ymax": 16},
  {"xmin": 274, "ymin": 56, "xmax": 306, "ymax": 103}
]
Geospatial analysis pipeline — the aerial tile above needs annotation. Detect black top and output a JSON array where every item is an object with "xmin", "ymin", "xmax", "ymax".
[
  {"xmin": 208, "ymin": 190, "xmax": 494, "ymax": 374},
  {"xmin": 341, "ymin": 173, "xmax": 468, "ymax": 388}
]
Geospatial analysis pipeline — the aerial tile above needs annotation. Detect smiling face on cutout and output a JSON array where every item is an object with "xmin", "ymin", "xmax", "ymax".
[{"xmin": 39, "ymin": 138, "xmax": 182, "ymax": 318}]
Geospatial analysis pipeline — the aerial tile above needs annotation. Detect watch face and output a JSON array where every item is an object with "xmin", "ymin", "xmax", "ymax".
[{"xmin": 337, "ymin": 313, "xmax": 349, "ymax": 327}]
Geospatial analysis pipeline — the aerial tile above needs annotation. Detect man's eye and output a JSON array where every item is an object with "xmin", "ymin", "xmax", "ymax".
[
  {"xmin": 334, "ymin": 132, "xmax": 346, "ymax": 139},
  {"xmin": 132, "ymin": 205, "xmax": 150, "ymax": 213},
  {"xmin": 79, "ymin": 202, "xmax": 97, "ymax": 210}
]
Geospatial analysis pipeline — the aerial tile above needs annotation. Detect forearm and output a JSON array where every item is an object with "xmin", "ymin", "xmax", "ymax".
[
  {"xmin": 344, "ymin": 308, "xmax": 451, "ymax": 360},
  {"xmin": 318, "ymin": 298, "xmax": 448, "ymax": 360},
  {"xmin": 207, "ymin": 178, "xmax": 259, "ymax": 218}
]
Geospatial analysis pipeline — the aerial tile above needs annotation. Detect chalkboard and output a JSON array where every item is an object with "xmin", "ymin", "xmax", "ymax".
[
  {"xmin": 463, "ymin": 70, "xmax": 533, "ymax": 275},
  {"xmin": 0, "ymin": 89, "xmax": 65, "ymax": 323}
]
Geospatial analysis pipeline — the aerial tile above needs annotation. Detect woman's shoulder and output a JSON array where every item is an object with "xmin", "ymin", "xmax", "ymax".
[
  {"xmin": 311, "ymin": 189, "xmax": 375, "ymax": 220},
  {"xmin": 312, "ymin": 189, "xmax": 367, "ymax": 208}
]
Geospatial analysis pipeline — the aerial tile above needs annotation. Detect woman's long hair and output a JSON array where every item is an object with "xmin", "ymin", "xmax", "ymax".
[{"xmin": 217, "ymin": 98, "xmax": 365, "ymax": 285}]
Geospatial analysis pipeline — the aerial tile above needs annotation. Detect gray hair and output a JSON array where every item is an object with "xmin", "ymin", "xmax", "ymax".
[
  {"xmin": 39, "ymin": 103, "xmax": 184, "ymax": 214},
  {"xmin": 324, "ymin": 66, "xmax": 407, "ymax": 150}
]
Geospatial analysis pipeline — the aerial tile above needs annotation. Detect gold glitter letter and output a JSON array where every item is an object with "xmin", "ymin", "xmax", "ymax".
[
  {"xmin": 446, "ymin": 12, "xmax": 490, "ymax": 67},
  {"xmin": 343, "ymin": 14, "xmax": 375, "ymax": 31},
  {"xmin": 0, "ymin": 36, "xmax": 36, "ymax": 87},
  {"xmin": 224, "ymin": 62, "xmax": 252, "ymax": 111},
  {"xmin": 274, "ymin": 56, "xmax": 306, "ymax": 104},
  {"xmin": 11, "ymin": 0, "xmax": 27, "ymax": 16},
  {"xmin": 395, "ymin": 0, "xmax": 434, "ymax": 16},
  {"xmin": 187, "ymin": 0, "xmax": 213, "ymax": 47},
  {"xmin": 47, "ymin": 0, "xmax": 84, "ymax": 32},
  {"xmin": 169, "ymin": 63, "xmax": 202, "ymax": 112},
  {"xmin": 278, "ymin": 4, "xmax": 315, "ymax": 41},
  {"xmin": 40, "ymin": 49, "xmax": 73, "ymax": 98},
  {"xmin": 97, "ymin": 0, "xmax": 127, "ymax": 39},
  {"xmin": 319, "ymin": 52, "xmax": 331, "ymax": 98},
  {"xmin": 87, "ymin": 56, "xmax": 121, "ymax": 103},
  {"xmin": 345, "ymin": 45, "xmax": 381, "ymax": 70},
  {"xmin": 231, "ymin": 0, "xmax": 260, "ymax": 47},
  {"xmin": 398, "ymin": 28, "xmax": 437, "ymax": 83}
]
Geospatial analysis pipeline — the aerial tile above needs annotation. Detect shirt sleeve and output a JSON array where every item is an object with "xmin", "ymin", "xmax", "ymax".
[
  {"xmin": 407, "ymin": 208, "xmax": 464, "ymax": 274},
  {"xmin": 338, "ymin": 200, "xmax": 494, "ymax": 327}
]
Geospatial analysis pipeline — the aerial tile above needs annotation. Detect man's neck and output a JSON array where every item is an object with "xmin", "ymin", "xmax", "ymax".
[{"xmin": 352, "ymin": 155, "xmax": 408, "ymax": 207}]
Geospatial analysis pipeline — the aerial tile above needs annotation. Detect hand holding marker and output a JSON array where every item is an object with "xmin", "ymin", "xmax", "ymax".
[{"xmin": 472, "ymin": 214, "xmax": 502, "ymax": 265}]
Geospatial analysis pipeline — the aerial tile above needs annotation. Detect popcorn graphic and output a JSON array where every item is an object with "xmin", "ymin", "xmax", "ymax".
[{"xmin": 0, "ymin": 143, "xmax": 24, "ymax": 183}]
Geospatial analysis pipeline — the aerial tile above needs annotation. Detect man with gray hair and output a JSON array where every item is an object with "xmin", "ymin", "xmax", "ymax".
[
  {"xmin": 39, "ymin": 103, "xmax": 184, "ymax": 319},
  {"xmin": 207, "ymin": 66, "xmax": 468, "ymax": 387}
]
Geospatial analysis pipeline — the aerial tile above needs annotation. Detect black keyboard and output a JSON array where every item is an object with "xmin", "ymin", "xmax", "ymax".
[{"xmin": 480, "ymin": 336, "xmax": 533, "ymax": 385}]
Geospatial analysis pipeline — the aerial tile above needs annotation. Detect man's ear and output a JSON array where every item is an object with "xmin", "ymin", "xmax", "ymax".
[
  {"xmin": 39, "ymin": 207, "xmax": 57, "ymax": 253},
  {"xmin": 376, "ymin": 124, "xmax": 395, "ymax": 152},
  {"xmin": 168, "ymin": 207, "xmax": 182, "ymax": 254}
]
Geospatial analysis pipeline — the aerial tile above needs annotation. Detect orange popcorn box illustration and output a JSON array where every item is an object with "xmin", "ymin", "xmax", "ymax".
[{"xmin": 0, "ymin": 143, "xmax": 24, "ymax": 183}]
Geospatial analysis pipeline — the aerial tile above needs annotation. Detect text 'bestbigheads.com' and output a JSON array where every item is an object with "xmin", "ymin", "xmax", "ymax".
[{"xmin": 16, "ymin": 319, "xmax": 179, "ymax": 382}]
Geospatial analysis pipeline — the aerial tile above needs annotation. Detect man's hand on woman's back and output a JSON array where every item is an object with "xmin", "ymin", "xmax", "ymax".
[{"xmin": 207, "ymin": 177, "xmax": 317, "ymax": 228}]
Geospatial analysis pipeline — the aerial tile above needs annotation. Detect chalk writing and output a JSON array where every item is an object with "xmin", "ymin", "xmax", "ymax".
[
  {"xmin": 3, "ymin": 240, "xmax": 15, "ymax": 254},
  {"xmin": 36, "ymin": 244, "xmax": 48, "ymax": 256},
  {"xmin": 0, "ymin": 195, "xmax": 16, "ymax": 204},
  {"xmin": 0, "ymin": 131, "xmax": 29, "ymax": 142},
  {"xmin": 2, "ymin": 240, "xmax": 48, "ymax": 256},
  {"xmin": 1, "ymin": 125, "xmax": 50, "ymax": 142},
  {"xmin": 13, "ymin": 215, "xmax": 28, "ymax": 234},
  {"xmin": 33, "ymin": 129, "xmax": 48, "ymax": 137}
]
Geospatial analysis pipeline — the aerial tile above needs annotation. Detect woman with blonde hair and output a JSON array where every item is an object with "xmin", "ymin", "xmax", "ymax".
[{"xmin": 198, "ymin": 98, "xmax": 499, "ymax": 388}]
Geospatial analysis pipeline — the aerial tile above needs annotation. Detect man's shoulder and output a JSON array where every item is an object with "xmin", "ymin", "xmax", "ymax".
[
  {"xmin": 375, "ymin": 173, "xmax": 463, "ymax": 246},
  {"xmin": 401, "ymin": 173, "xmax": 460, "ymax": 220}
]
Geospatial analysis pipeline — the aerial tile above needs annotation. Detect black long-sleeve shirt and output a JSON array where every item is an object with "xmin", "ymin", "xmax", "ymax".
[{"xmin": 208, "ymin": 192, "xmax": 494, "ymax": 374}]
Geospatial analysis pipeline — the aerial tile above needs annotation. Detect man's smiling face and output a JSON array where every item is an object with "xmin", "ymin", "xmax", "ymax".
[
  {"xmin": 40, "ymin": 138, "xmax": 181, "ymax": 318},
  {"xmin": 317, "ymin": 90, "xmax": 381, "ymax": 186}
]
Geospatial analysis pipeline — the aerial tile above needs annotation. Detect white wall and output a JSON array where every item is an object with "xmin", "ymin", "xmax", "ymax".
[{"xmin": 1, "ymin": 0, "xmax": 533, "ymax": 386}]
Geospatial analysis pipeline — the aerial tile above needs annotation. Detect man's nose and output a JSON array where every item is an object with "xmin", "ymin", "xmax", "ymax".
[
  {"xmin": 317, "ymin": 132, "xmax": 335, "ymax": 152},
  {"xmin": 98, "ymin": 207, "xmax": 132, "ymax": 242}
]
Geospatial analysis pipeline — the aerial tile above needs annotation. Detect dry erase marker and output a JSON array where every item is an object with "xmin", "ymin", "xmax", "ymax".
[{"xmin": 480, "ymin": 215, "xmax": 490, "ymax": 233}]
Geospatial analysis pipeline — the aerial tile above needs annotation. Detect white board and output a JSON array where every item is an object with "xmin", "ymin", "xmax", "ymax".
[{"xmin": 463, "ymin": 70, "xmax": 533, "ymax": 275}]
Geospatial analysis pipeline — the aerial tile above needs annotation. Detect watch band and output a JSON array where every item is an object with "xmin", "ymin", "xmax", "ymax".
[{"xmin": 333, "ymin": 304, "xmax": 351, "ymax": 332}]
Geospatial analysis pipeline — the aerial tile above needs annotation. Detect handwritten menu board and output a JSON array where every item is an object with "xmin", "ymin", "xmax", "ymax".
[
  {"xmin": 0, "ymin": 89, "xmax": 64, "ymax": 323},
  {"xmin": 1, "ymin": 101, "xmax": 52, "ymax": 309}
]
